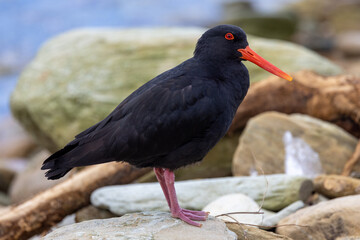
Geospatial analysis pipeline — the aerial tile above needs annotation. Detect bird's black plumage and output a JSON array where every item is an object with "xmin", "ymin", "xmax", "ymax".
[{"xmin": 42, "ymin": 25, "xmax": 251, "ymax": 179}]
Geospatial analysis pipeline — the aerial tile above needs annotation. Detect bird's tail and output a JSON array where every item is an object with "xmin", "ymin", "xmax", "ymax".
[
  {"xmin": 41, "ymin": 143, "xmax": 78, "ymax": 180},
  {"xmin": 42, "ymin": 136, "xmax": 115, "ymax": 180}
]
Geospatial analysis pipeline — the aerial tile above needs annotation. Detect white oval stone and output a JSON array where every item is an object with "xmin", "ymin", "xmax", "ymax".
[{"xmin": 203, "ymin": 193, "xmax": 263, "ymax": 225}]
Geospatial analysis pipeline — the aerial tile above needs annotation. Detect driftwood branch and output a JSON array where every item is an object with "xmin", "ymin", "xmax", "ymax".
[
  {"xmin": 228, "ymin": 70, "xmax": 360, "ymax": 137},
  {"xmin": 314, "ymin": 174, "xmax": 360, "ymax": 198},
  {"xmin": 0, "ymin": 162, "xmax": 150, "ymax": 240},
  {"xmin": 342, "ymin": 140, "xmax": 360, "ymax": 176}
]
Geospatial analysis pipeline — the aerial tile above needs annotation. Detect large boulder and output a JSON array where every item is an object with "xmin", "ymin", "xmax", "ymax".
[
  {"xmin": 11, "ymin": 28, "xmax": 342, "ymax": 153},
  {"xmin": 232, "ymin": 112, "xmax": 358, "ymax": 176}
]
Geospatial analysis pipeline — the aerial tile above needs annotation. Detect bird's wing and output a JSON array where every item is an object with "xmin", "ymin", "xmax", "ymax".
[
  {"xmin": 42, "ymin": 67, "xmax": 225, "ymax": 176},
  {"xmin": 90, "ymin": 73, "xmax": 222, "ymax": 160}
]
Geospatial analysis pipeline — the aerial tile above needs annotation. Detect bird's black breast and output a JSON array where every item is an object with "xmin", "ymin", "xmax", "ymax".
[{"xmin": 74, "ymin": 58, "xmax": 249, "ymax": 170}]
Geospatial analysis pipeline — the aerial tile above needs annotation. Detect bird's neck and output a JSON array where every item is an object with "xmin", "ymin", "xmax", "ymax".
[
  {"xmin": 195, "ymin": 57, "xmax": 249, "ymax": 85},
  {"xmin": 191, "ymin": 57, "xmax": 250, "ymax": 106}
]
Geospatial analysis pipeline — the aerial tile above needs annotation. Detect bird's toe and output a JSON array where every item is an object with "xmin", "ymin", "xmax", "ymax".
[
  {"xmin": 182, "ymin": 209, "xmax": 209, "ymax": 217},
  {"xmin": 183, "ymin": 211, "xmax": 208, "ymax": 221}
]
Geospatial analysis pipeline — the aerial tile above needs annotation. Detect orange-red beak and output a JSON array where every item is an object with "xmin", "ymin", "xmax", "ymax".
[{"xmin": 238, "ymin": 46, "xmax": 292, "ymax": 81}]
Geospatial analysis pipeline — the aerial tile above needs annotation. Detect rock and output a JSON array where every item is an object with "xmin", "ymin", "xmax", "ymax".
[
  {"xmin": 291, "ymin": 0, "xmax": 360, "ymax": 50},
  {"xmin": 314, "ymin": 174, "xmax": 360, "ymax": 199},
  {"xmin": 28, "ymin": 214, "xmax": 76, "ymax": 240},
  {"xmin": 75, "ymin": 205, "xmax": 117, "ymax": 223},
  {"xmin": 0, "ymin": 166, "xmax": 13, "ymax": 193},
  {"xmin": 244, "ymin": 36, "xmax": 342, "ymax": 82},
  {"xmin": 0, "ymin": 191, "xmax": 10, "ymax": 206},
  {"xmin": 334, "ymin": 57, "xmax": 360, "ymax": 76},
  {"xmin": 202, "ymin": 193, "xmax": 263, "ymax": 225},
  {"xmin": 43, "ymin": 212, "xmax": 237, "ymax": 240},
  {"xmin": 336, "ymin": 31, "xmax": 360, "ymax": 56},
  {"xmin": 9, "ymin": 150, "xmax": 70, "ymax": 203},
  {"xmin": 227, "ymin": 222, "xmax": 293, "ymax": 240},
  {"xmin": 11, "ymin": 28, "xmax": 342, "ymax": 154},
  {"xmin": 233, "ymin": 112, "xmax": 358, "ymax": 176},
  {"xmin": 223, "ymin": 1, "xmax": 297, "ymax": 40},
  {"xmin": 262, "ymin": 200, "xmax": 305, "ymax": 228},
  {"xmin": 276, "ymin": 195, "xmax": 360, "ymax": 239},
  {"xmin": 0, "ymin": 158, "xmax": 28, "ymax": 193},
  {"xmin": 292, "ymin": 0, "xmax": 360, "ymax": 34},
  {"xmin": 0, "ymin": 157, "xmax": 28, "ymax": 174},
  {"xmin": 0, "ymin": 116, "xmax": 37, "ymax": 158},
  {"xmin": 92, "ymin": 174, "xmax": 310, "ymax": 213}
]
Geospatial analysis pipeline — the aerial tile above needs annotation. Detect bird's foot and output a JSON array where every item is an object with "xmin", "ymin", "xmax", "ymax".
[
  {"xmin": 172, "ymin": 208, "xmax": 209, "ymax": 227},
  {"xmin": 183, "ymin": 209, "xmax": 209, "ymax": 217}
]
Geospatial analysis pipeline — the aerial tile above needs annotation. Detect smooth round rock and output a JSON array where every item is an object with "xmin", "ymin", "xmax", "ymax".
[{"xmin": 203, "ymin": 193, "xmax": 262, "ymax": 225}]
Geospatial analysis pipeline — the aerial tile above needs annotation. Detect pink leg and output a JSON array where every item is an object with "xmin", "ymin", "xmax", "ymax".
[
  {"xmin": 154, "ymin": 168, "xmax": 207, "ymax": 220},
  {"xmin": 154, "ymin": 168, "xmax": 172, "ymax": 209},
  {"xmin": 163, "ymin": 168, "xmax": 208, "ymax": 227}
]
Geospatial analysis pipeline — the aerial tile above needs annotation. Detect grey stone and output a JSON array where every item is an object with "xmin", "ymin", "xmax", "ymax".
[
  {"xmin": 42, "ymin": 212, "xmax": 237, "ymax": 240},
  {"xmin": 91, "ymin": 174, "xmax": 309, "ymax": 213}
]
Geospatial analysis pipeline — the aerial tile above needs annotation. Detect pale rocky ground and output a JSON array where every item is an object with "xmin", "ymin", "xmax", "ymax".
[{"xmin": 42, "ymin": 212, "xmax": 237, "ymax": 240}]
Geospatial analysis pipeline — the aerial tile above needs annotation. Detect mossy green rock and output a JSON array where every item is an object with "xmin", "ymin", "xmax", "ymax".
[{"xmin": 11, "ymin": 28, "xmax": 342, "ymax": 153}]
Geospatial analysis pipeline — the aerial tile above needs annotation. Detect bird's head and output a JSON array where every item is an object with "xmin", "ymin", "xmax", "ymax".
[{"xmin": 194, "ymin": 25, "xmax": 292, "ymax": 81}]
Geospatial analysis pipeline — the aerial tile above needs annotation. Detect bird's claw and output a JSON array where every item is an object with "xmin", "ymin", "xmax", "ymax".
[{"xmin": 172, "ymin": 208, "xmax": 209, "ymax": 227}]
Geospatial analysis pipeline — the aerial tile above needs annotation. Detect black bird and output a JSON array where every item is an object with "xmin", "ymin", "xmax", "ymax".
[{"xmin": 42, "ymin": 25, "xmax": 292, "ymax": 227}]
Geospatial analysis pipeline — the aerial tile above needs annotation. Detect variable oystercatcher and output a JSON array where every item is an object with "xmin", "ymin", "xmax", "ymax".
[{"xmin": 42, "ymin": 25, "xmax": 292, "ymax": 227}]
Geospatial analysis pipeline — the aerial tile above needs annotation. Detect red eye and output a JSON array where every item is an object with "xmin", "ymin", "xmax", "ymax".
[{"xmin": 225, "ymin": 33, "xmax": 234, "ymax": 40}]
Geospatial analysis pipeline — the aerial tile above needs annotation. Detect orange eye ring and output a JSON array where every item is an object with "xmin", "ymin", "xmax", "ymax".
[{"xmin": 225, "ymin": 33, "xmax": 234, "ymax": 40}]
